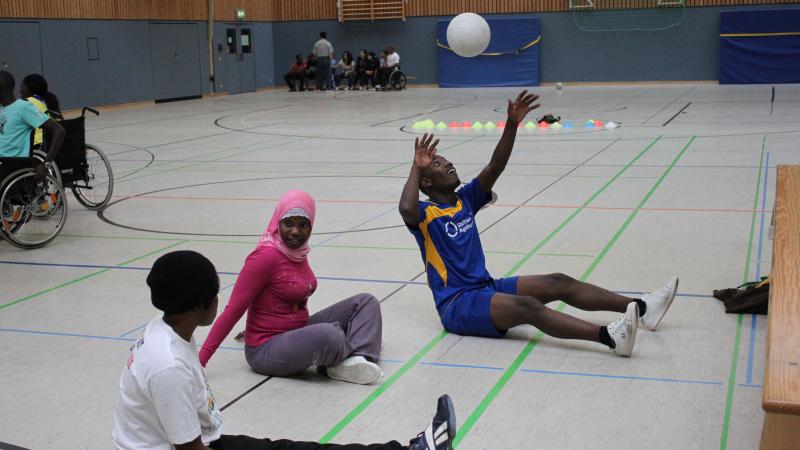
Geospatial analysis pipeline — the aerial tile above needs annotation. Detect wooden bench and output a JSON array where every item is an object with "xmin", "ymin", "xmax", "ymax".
[{"xmin": 760, "ymin": 165, "xmax": 800, "ymax": 449}]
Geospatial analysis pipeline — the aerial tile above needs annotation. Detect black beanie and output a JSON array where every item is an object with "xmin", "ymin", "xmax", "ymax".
[{"xmin": 147, "ymin": 250, "xmax": 220, "ymax": 314}]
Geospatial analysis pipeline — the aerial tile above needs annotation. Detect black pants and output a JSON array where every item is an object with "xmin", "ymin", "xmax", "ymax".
[
  {"xmin": 284, "ymin": 72, "xmax": 303, "ymax": 90},
  {"xmin": 210, "ymin": 435, "xmax": 406, "ymax": 450},
  {"xmin": 315, "ymin": 57, "xmax": 331, "ymax": 90}
]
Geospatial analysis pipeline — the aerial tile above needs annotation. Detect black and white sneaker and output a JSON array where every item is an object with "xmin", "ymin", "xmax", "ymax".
[{"xmin": 409, "ymin": 394, "xmax": 457, "ymax": 450}]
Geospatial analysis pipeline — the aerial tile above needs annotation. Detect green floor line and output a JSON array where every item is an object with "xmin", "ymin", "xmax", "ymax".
[
  {"xmin": 376, "ymin": 135, "xmax": 482, "ymax": 174},
  {"xmin": 318, "ymin": 136, "xmax": 663, "ymax": 444},
  {"xmin": 0, "ymin": 240, "xmax": 188, "ymax": 310},
  {"xmin": 538, "ymin": 252, "xmax": 596, "ymax": 258},
  {"xmin": 454, "ymin": 135, "xmax": 695, "ymax": 448},
  {"xmin": 719, "ymin": 136, "xmax": 765, "ymax": 450},
  {"xmin": 505, "ymin": 136, "xmax": 663, "ymax": 276},
  {"xmin": 318, "ymin": 330, "xmax": 448, "ymax": 443}
]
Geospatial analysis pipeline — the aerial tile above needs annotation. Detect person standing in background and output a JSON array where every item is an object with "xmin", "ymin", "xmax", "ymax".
[{"xmin": 312, "ymin": 32, "xmax": 334, "ymax": 91}]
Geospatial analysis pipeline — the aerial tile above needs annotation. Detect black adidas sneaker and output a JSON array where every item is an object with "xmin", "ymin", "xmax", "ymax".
[{"xmin": 409, "ymin": 394, "xmax": 456, "ymax": 450}]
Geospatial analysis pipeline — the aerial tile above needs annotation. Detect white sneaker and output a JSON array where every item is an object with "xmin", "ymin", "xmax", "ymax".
[
  {"xmin": 327, "ymin": 355, "xmax": 383, "ymax": 384},
  {"xmin": 641, "ymin": 276, "xmax": 679, "ymax": 331},
  {"xmin": 607, "ymin": 302, "xmax": 638, "ymax": 357}
]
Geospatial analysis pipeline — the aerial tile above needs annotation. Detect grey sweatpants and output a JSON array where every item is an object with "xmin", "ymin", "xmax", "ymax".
[{"xmin": 244, "ymin": 293, "xmax": 382, "ymax": 376}]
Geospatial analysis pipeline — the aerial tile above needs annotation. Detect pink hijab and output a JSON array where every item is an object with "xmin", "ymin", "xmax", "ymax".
[{"xmin": 257, "ymin": 190, "xmax": 316, "ymax": 263}]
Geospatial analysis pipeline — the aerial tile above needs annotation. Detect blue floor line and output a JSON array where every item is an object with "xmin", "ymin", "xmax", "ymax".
[
  {"xmin": 746, "ymin": 314, "xmax": 758, "ymax": 385},
  {"xmin": 0, "ymin": 326, "xmax": 743, "ymax": 387},
  {"xmin": 739, "ymin": 384, "xmax": 763, "ymax": 388},
  {"xmin": 520, "ymin": 368, "xmax": 724, "ymax": 386},
  {"xmin": 420, "ymin": 361, "xmax": 505, "ymax": 371},
  {"xmin": 0, "ymin": 327, "xmax": 244, "ymax": 352},
  {"xmin": 746, "ymin": 153, "xmax": 770, "ymax": 385},
  {"xmin": 118, "ymin": 324, "xmax": 147, "ymax": 338},
  {"xmin": 0, "ymin": 259, "xmax": 713, "ymax": 295},
  {"xmin": 118, "ymin": 279, "xmax": 239, "ymax": 337}
]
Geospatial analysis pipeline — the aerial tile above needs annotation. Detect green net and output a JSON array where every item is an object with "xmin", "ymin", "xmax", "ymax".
[{"xmin": 570, "ymin": 0, "xmax": 687, "ymax": 32}]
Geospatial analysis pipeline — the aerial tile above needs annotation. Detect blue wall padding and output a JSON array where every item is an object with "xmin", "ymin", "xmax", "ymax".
[
  {"xmin": 437, "ymin": 17, "xmax": 540, "ymax": 87},
  {"xmin": 719, "ymin": 9, "xmax": 800, "ymax": 84}
]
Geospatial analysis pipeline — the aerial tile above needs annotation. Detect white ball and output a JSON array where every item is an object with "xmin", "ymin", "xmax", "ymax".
[
  {"xmin": 556, "ymin": 82, "xmax": 563, "ymax": 90},
  {"xmin": 446, "ymin": 13, "xmax": 491, "ymax": 58}
]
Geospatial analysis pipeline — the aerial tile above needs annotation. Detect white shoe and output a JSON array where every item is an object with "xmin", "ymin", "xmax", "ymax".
[
  {"xmin": 641, "ymin": 276, "xmax": 679, "ymax": 331},
  {"xmin": 607, "ymin": 302, "xmax": 638, "ymax": 357},
  {"xmin": 327, "ymin": 356, "xmax": 383, "ymax": 384}
]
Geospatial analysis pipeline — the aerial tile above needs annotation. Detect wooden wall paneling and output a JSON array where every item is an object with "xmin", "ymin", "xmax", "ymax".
[{"xmin": 1, "ymin": 0, "xmax": 799, "ymax": 21}]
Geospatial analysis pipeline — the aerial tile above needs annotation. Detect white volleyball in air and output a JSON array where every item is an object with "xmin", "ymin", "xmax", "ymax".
[{"xmin": 446, "ymin": 13, "xmax": 491, "ymax": 58}]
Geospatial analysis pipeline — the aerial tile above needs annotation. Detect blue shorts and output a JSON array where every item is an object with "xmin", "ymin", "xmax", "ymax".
[{"xmin": 439, "ymin": 277, "xmax": 518, "ymax": 338}]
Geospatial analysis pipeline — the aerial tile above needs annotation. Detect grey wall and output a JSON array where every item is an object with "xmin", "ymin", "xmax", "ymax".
[
  {"xmin": 0, "ymin": 18, "xmax": 274, "ymax": 109},
  {"xmin": 272, "ymin": 4, "xmax": 800, "ymax": 84}
]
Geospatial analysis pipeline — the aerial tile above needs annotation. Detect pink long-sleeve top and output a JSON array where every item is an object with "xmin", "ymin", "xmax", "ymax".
[{"xmin": 199, "ymin": 245, "xmax": 317, "ymax": 366}]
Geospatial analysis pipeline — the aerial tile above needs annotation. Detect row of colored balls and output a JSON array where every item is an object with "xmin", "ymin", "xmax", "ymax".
[{"xmin": 411, "ymin": 120, "xmax": 619, "ymax": 129}]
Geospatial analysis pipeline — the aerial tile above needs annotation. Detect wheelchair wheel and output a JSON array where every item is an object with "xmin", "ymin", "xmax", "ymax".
[
  {"xmin": 390, "ymin": 71, "xmax": 407, "ymax": 91},
  {"xmin": 1, "ymin": 170, "xmax": 68, "ymax": 250},
  {"xmin": 71, "ymin": 144, "xmax": 114, "ymax": 210}
]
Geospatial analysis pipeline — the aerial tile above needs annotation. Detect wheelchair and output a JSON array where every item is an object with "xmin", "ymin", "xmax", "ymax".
[
  {"xmin": 387, "ymin": 65, "xmax": 407, "ymax": 91},
  {"xmin": 0, "ymin": 156, "xmax": 68, "ymax": 250},
  {"xmin": 1, "ymin": 107, "xmax": 113, "ymax": 249},
  {"xmin": 41, "ymin": 108, "xmax": 114, "ymax": 210}
]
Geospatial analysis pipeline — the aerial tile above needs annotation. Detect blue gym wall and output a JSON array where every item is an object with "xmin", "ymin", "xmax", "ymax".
[{"xmin": 2, "ymin": 4, "xmax": 798, "ymax": 109}]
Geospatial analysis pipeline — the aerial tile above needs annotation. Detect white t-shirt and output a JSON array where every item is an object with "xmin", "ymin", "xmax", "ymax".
[
  {"xmin": 387, "ymin": 52, "xmax": 400, "ymax": 67},
  {"xmin": 112, "ymin": 317, "xmax": 223, "ymax": 450}
]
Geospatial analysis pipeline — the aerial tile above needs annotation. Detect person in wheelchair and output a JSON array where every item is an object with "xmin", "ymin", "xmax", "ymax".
[
  {"xmin": 0, "ymin": 71, "xmax": 64, "ymax": 184},
  {"xmin": 19, "ymin": 73, "xmax": 62, "ymax": 149},
  {"xmin": 375, "ymin": 46, "xmax": 400, "ymax": 91},
  {"xmin": 1, "ymin": 70, "xmax": 65, "ymax": 239}
]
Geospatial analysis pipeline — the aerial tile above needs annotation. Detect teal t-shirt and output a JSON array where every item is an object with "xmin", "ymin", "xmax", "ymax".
[{"xmin": 0, "ymin": 99, "xmax": 49, "ymax": 158}]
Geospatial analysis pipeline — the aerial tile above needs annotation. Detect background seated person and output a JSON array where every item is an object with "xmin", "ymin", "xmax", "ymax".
[
  {"xmin": 19, "ymin": 73, "xmax": 61, "ymax": 149},
  {"xmin": 377, "ymin": 46, "xmax": 400, "ymax": 90},
  {"xmin": 283, "ymin": 55, "xmax": 306, "ymax": 92}
]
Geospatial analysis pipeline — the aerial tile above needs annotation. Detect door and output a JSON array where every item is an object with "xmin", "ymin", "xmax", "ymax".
[
  {"xmin": 0, "ymin": 22, "xmax": 43, "ymax": 83},
  {"xmin": 223, "ymin": 24, "xmax": 256, "ymax": 94},
  {"xmin": 149, "ymin": 23, "xmax": 202, "ymax": 101}
]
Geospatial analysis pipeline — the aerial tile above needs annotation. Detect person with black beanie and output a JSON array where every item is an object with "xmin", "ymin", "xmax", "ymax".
[{"xmin": 112, "ymin": 250, "xmax": 457, "ymax": 450}]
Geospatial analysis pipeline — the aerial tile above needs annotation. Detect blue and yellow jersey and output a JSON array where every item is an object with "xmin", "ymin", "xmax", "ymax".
[
  {"xmin": 407, "ymin": 178, "xmax": 493, "ymax": 313},
  {"xmin": 25, "ymin": 96, "xmax": 47, "ymax": 146}
]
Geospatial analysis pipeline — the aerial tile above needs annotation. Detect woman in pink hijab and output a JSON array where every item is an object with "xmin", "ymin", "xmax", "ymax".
[{"xmin": 199, "ymin": 190, "xmax": 384, "ymax": 384}]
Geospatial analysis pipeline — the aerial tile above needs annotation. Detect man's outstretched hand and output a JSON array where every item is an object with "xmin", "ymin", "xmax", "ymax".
[{"xmin": 507, "ymin": 90, "xmax": 540, "ymax": 124}]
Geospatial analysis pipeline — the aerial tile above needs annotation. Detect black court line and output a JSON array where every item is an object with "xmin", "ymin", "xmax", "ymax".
[
  {"xmin": 0, "ymin": 441, "xmax": 32, "ymax": 450},
  {"xmin": 219, "ymin": 376, "xmax": 273, "ymax": 411},
  {"xmin": 370, "ymin": 102, "xmax": 469, "ymax": 127},
  {"xmin": 641, "ymin": 87, "xmax": 695, "ymax": 124},
  {"xmin": 97, "ymin": 175, "xmax": 408, "ymax": 237},
  {"xmin": 770, "ymin": 86, "xmax": 775, "ymax": 116},
  {"xmin": 662, "ymin": 102, "xmax": 691, "ymax": 127},
  {"xmin": 87, "ymin": 103, "xmax": 291, "ymax": 132}
]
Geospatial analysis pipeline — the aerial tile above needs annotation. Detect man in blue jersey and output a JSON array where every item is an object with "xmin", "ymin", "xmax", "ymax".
[{"xmin": 398, "ymin": 91, "xmax": 677, "ymax": 357}]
